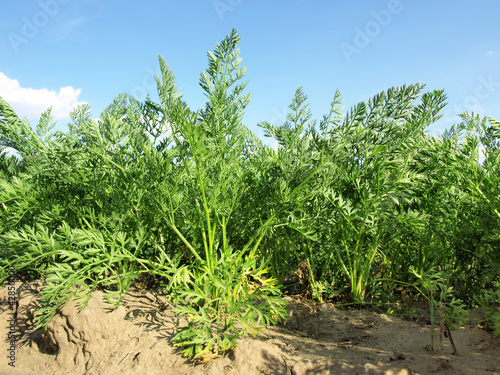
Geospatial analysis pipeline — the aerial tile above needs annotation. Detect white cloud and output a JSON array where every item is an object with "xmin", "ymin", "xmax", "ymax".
[
  {"xmin": 0, "ymin": 72, "xmax": 86, "ymax": 120},
  {"xmin": 487, "ymin": 50, "xmax": 495, "ymax": 56}
]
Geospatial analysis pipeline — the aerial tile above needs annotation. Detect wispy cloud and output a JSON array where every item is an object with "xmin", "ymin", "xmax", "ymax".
[
  {"xmin": 487, "ymin": 50, "xmax": 495, "ymax": 56},
  {"xmin": 53, "ymin": 17, "xmax": 85, "ymax": 41},
  {"xmin": 0, "ymin": 72, "xmax": 86, "ymax": 120}
]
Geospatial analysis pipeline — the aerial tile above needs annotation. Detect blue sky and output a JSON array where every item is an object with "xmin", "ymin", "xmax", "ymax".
[{"xmin": 1, "ymin": 0, "xmax": 499, "ymax": 144}]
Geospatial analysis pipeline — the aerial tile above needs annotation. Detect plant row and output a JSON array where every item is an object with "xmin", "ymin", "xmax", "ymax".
[{"xmin": 1, "ymin": 30, "xmax": 499, "ymax": 358}]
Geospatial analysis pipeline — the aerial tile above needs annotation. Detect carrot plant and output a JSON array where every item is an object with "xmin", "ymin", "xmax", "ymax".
[{"xmin": 140, "ymin": 30, "xmax": 291, "ymax": 359}]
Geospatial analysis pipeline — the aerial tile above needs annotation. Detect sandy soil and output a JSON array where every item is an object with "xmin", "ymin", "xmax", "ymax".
[{"xmin": 1, "ymin": 280, "xmax": 499, "ymax": 375}]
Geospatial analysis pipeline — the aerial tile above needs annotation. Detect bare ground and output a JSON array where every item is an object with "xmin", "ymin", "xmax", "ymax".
[{"xmin": 1, "ymin": 281, "xmax": 499, "ymax": 375}]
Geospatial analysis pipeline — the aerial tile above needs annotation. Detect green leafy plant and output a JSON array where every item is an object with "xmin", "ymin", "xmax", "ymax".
[
  {"xmin": 411, "ymin": 267, "xmax": 469, "ymax": 352},
  {"xmin": 475, "ymin": 283, "xmax": 500, "ymax": 336},
  {"xmin": 137, "ymin": 30, "xmax": 293, "ymax": 357}
]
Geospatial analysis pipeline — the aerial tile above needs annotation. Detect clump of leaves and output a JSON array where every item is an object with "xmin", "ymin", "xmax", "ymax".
[
  {"xmin": 172, "ymin": 251, "xmax": 286, "ymax": 360},
  {"xmin": 475, "ymin": 283, "xmax": 500, "ymax": 336},
  {"xmin": 411, "ymin": 267, "xmax": 469, "ymax": 352}
]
